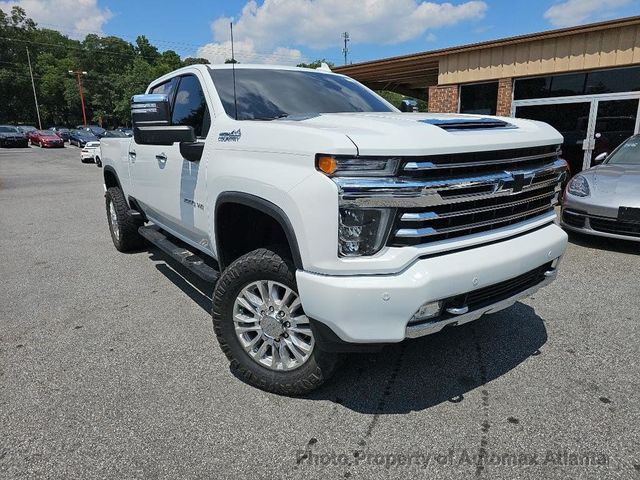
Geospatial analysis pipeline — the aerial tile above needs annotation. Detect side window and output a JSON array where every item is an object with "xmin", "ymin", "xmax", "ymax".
[
  {"xmin": 172, "ymin": 75, "xmax": 210, "ymax": 138},
  {"xmin": 149, "ymin": 77, "xmax": 178, "ymax": 109}
]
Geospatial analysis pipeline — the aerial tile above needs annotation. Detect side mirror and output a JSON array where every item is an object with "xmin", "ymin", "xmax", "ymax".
[
  {"xmin": 131, "ymin": 94, "xmax": 196, "ymax": 146},
  {"xmin": 593, "ymin": 152, "xmax": 608, "ymax": 164}
]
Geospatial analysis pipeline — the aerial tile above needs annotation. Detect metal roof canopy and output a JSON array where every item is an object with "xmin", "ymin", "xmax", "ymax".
[{"xmin": 334, "ymin": 15, "xmax": 640, "ymax": 100}]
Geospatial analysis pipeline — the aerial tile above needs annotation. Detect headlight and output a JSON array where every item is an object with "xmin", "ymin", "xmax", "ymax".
[
  {"xmin": 316, "ymin": 155, "xmax": 400, "ymax": 177},
  {"xmin": 338, "ymin": 208, "xmax": 393, "ymax": 256},
  {"xmin": 567, "ymin": 175, "xmax": 590, "ymax": 197}
]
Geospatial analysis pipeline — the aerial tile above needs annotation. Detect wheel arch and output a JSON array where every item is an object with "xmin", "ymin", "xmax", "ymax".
[
  {"xmin": 214, "ymin": 192, "xmax": 303, "ymax": 271},
  {"xmin": 103, "ymin": 165, "xmax": 122, "ymax": 191}
]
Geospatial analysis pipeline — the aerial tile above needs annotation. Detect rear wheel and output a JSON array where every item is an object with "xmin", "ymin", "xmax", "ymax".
[
  {"xmin": 212, "ymin": 248, "xmax": 338, "ymax": 395},
  {"xmin": 105, "ymin": 187, "xmax": 144, "ymax": 252}
]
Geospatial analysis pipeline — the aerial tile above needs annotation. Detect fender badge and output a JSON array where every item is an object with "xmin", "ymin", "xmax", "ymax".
[{"xmin": 218, "ymin": 129, "xmax": 241, "ymax": 142}]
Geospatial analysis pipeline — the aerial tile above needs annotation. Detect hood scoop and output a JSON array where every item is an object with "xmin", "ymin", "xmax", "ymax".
[{"xmin": 418, "ymin": 117, "xmax": 516, "ymax": 131}]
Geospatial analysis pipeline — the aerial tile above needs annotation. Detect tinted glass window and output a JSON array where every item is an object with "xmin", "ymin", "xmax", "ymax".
[
  {"xmin": 515, "ymin": 66, "xmax": 640, "ymax": 100},
  {"xmin": 150, "ymin": 77, "xmax": 178, "ymax": 108},
  {"xmin": 172, "ymin": 75, "xmax": 210, "ymax": 138},
  {"xmin": 586, "ymin": 66, "xmax": 640, "ymax": 94},
  {"xmin": 210, "ymin": 68, "xmax": 394, "ymax": 120},
  {"xmin": 606, "ymin": 135, "xmax": 640, "ymax": 165},
  {"xmin": 0, "ymin": 126, "xmax": 18, "ymax": 132},
  {"xmin": 459, "ymin": 82, "xmax": 499, "ymax": 115}
]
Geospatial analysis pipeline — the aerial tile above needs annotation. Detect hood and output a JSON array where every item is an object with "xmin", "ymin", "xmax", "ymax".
[
  {"xmin": 581, "ymin": 164, "xmax": 640, "ymax": 206},
  {"xmin": 41, "ymin": 134, "xmax": 61, "ymax": 140},
  {"xmin": 276, "ymin": 112, "xmax": 563, "ymax": 155}
]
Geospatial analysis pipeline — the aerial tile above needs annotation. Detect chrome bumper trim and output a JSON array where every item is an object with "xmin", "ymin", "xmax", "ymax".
[{"xmin": 404, "ymin": 268, "xmax": 557, "ymax": 339}]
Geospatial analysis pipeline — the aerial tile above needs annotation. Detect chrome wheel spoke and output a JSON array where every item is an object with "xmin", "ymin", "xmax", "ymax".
[{"xmin": 232, "ymin": 279, "xmax": 314, "ymax": 372}]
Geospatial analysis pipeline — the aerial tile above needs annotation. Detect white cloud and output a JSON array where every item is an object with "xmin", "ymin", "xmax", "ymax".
[
  {"xmin": 199, "ymin": 0, "xmax": 487, "ymax": 65},
  {"xmin": 544, "ymin": 0, "xmax": 631, "ymax": 27},
  {"xmin": 197, "ymin": 39, "xmax": 303, "ymax": 65},
  {"xmin": 0, "ymin": 0, "xmax": 112, "ymax": 37}
]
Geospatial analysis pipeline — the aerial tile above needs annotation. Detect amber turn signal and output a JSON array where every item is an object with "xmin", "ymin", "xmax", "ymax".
[{"xmin": 316, "ymin": 155, "xmax": 337, "ymax": 175}]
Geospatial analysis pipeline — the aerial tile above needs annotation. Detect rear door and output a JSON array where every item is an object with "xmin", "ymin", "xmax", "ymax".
[{"xmin": 129, "ymin": 73, "xmax": 213, "ymax": 251}]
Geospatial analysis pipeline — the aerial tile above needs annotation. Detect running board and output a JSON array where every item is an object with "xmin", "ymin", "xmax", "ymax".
[{"xmin": 138, "ymin": 226, "xmax": 219, "ymax": 284}]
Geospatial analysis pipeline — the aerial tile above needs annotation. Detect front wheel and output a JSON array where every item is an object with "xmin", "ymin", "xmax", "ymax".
[{"xmin": 212, "ymin": 248, "xmax": 338, "ymax": 395}]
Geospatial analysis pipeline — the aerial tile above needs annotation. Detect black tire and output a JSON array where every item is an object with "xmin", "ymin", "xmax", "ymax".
[
  {"xmin": 95, "ymin": 156, "xmax": 102, "ymax": 167},
  {"xmin": 212, "ymin": 248, "xmax": 339, "ymax": 395},
  {"xmin": 105, "ymin": 187, "xmax": 144, "ymax": 252}
]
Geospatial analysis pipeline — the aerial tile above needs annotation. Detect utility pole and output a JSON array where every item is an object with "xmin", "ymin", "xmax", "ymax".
[
  {"xmin": 26, "ymin": 48, "xmax": 42, "ymax": 130},
  {"xmin": 342, "ymin": 32, "xmax": 350, "ymax": 65},
  {"xmin": 68, "ymin": 70, "xmax": 88, "ymax": 127}
]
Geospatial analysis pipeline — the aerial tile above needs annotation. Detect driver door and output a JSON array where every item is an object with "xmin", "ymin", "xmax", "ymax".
[{"xmin": 129, "ymin": 73, "xmax": 212, "ymax": 252}]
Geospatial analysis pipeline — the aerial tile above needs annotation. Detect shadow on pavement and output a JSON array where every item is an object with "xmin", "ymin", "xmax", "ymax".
[
  {"xmin": 568, "ymin": 231, "xmax": 639, "ymax": 255},
  {"xmin": 148, "ymin": 246, "xmax": 547, "ymax": 413}
]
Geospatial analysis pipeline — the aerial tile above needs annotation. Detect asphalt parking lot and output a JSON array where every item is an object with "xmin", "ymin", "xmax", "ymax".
[{"xmin": 1, "ymin": 145, "xmax": 638, "ymax": 479}]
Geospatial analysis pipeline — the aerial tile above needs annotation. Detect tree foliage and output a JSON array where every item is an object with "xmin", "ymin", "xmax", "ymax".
[
  {"xmin": 0, "ymin": 6, "xmax": 206, "ymax": 127},
  {"xmin": 296, "ymin": 59, "xmax": 334, "ymax": 69}
]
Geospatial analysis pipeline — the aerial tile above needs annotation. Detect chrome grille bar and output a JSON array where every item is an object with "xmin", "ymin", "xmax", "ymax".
[
  {"xmin": 403, "ymin": 151, "xmax": 558, "ymax": 171},
  {"xmin": 400, "ymin": 188, "xmax": 559, "ymax": 222},
  {"xmin": 395, "ymin": 204, "xmax": 555, "ymax": 238},
  {"xmin": 335, "ymin": 158, "xmax": 567, "ymax": 209}
]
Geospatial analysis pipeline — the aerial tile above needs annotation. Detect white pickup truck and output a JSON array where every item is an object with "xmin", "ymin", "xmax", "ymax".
[{"xmin": 100, "ymin": 64, "xmax": 568, "ymax": 395}]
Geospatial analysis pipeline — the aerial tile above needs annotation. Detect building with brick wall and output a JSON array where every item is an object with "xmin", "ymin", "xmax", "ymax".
[{"xmin": 334, "ymin": 16, "xmax": 640, "ymax": 174}]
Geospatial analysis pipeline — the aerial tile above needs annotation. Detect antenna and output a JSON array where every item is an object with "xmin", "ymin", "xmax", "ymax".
[
  {"xmin": 342, "ymin": 32, "xmax": 350, "ymax": 65},
  {"xmin": 230, "ymin": 22, "xmax": 238, "ymax": 120}
]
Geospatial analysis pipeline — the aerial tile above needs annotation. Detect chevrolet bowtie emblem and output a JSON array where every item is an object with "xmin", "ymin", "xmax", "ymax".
[{"xmin": 512, "ymin": 173, "xmax": 525, "ymax": 193}]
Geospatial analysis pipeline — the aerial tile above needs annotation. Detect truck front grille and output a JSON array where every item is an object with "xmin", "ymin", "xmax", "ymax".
[
  {"xmin": 391, "ymin": 183, "xmax": 559, "ymax": 246},
  {"xmin": 387, "ymin": 145, "xmax": 564, "ymax": 246}
]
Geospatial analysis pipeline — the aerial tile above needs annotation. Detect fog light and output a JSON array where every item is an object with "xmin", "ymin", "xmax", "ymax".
[{"xmin": 411, "ymin": 301, "xmax": 442, "ymax": 322}]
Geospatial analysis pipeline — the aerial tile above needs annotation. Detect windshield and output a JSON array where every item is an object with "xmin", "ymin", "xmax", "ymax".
[
  {"xmin": 38, "ymin": 130, "xmax": 56, "ymax": 135},
  {"xmin": 0, "ymin": 126, "xmax": 18, "ymax": 132},
  {"xmin": 210, "ymin": 68, "xmax": 395, "ymax": 120},
  {"xmin": 606, "ymin": 135, "xmax": 640, "ymax": 165},
  {"xmin": 104, "ymin": 130, "xmax": 127, "ymax": 137}
]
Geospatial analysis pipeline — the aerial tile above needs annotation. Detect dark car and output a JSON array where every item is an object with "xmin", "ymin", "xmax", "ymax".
[
  {"xmin": 115, "ymin": 127, "xmax": 133, "ymax": 137},
  {"xmin": 29, "ymin": 130, "xmax": 65, "ymax": 148},
  {"xmin": 69, "ymin": 129, "xmax": 99, "ymax": 147},
  {"xmin": 400, "ymin": 99, "xmax": 419, "ymax": 112},
  {"xmin": 16, "ymin": 125, "xmax": 37, "ymax": 135},
  {"xmin": 50, "ymin": 127, "xmax": 71, "ymax": 142},
  {"xmin": 0, "ymin": 125, "xmax": 29, "ymax": 147},
  {"xmin": 102, "ymin": 130, "xmax": 129, "ymax": 138},
  {"xmin": 77, "ymin": 124, "xmax": 106, "ymax": 138}
]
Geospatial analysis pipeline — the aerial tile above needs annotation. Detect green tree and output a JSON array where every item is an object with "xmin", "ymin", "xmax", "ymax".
[
  {"xmin": 297, "ymin": 59, "xmax": 335, "ymax": 69},
  {"xmin": 183, "ymin": 57, "xmax": 210, "ymax": 66}
]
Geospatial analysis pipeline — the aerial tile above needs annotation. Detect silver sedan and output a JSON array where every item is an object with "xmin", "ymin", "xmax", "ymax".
[{"xmin": 561, "ymin": 134, "xmax": 640, "ymax": 242}]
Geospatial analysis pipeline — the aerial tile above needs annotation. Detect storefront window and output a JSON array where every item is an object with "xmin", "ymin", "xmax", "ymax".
[
  {"xmin": 514, "ymin": 66, "xmax": 640, "ymax": 100},
  {"xmin": 459, "ymin": 82, "xmax": 499, "ymax": 114}
]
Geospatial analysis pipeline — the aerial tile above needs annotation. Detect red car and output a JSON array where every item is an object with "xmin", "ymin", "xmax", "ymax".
[{"xmin": 28, "ymin": 130, "xmax": 65, "ymax": 148}]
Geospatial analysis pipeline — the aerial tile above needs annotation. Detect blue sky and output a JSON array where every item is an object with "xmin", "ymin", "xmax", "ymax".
[{"xmin": 3, "ymin": 0, "xmax": 640, "ymax": 65}]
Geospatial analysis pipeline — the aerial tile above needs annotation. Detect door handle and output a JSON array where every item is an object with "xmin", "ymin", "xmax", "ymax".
[{"xmin": 156, "ymin": 153, "xmax": 167, "ymax": 161}]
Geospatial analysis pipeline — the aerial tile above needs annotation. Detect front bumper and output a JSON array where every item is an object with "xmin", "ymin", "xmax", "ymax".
[
  {"xmin": 561, "ymin": 208, "xmax": 640, "ymax": 242},
  {"xmin": 296, "ymin": 223, "xmax": 567, "ymax": 343}
]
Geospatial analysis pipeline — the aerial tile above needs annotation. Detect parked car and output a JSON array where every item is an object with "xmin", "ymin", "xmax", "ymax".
[
  {"xmin": 0, "ymin": 125, "xmax": 29, "ymax": 147},
  {"xmin": 50, "ymin": 127, "xmax": 71, "ymax": 142},
  {"xmin": 69, "ymin": 129, "xmax": 99, "ymax": 147},
  {"xmin": 114, "ymin": 127, "xmax": 133, "ymax": 137},
  {"xmin": 400, "ymin": 98, "xmax": 418, "ymax": 112},
  {"xmin": 562, "ymin": 134, "xmax": 640, "ymax": 242},
  {"xmin": 102, "ymin": 130, "xmax": 129, "ymax": 138},
  {"xmin": 29, "ymin": 130, "xmax": 64, "ymax": 148},
  {"xmin": 100, "ymin": 64, "xmax": 568, "ymax": 395},
  {"xmin": 80, "ymin": 141, "xmax": 101, "ymax": 164},
  {"xmin": 16, "ymin": 125, "xmax": 37, "ymax": 135},
  {"xmin": 77, "ymin": 124, "xmax": 106, "ymax": 138}
]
